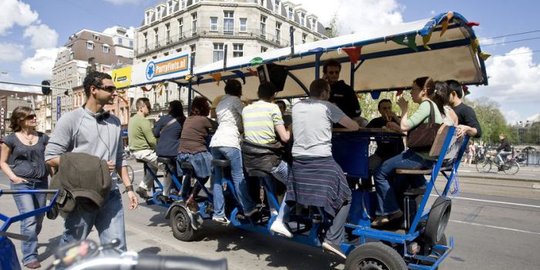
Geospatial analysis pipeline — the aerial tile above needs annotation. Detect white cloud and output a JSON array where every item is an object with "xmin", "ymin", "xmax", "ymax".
[
  {"xmin": 102, "ymin": 25, "xmax": 136, "ymax": 39},
  {"xmin": 23, "ymin": 24, "xmax": 59, "ymax": 49},
  {"xmin": 20, "ymin": 48, "xmax": 60, "ymax": 78},
  {"xmin": 103, "ymin": 0, "xmax": 143, "ymax": 5},
  {"xmin": 293, "ymin": 0, "xmax": 404, "ymax": 36},
  {"xmin": 0, "ymin": 43, "xmax": 24, "ymax": 61},
  {"xmin": 0, "ymin": 0, "xmax": 39, "ymax": 35},
  {"xmin": 469, "ymin": 47, "xmax": 540, "ymax": 122}
]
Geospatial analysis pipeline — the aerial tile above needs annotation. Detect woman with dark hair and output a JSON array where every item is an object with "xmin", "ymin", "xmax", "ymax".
[
  {"xmin": 177, "ymin": 96, "xmax": 217, "ymax": 211},
  {"xmin": 0, "ymin": 106, "xmax": 49, "ymax": 269},
  {"xmin": 153, "ymin": 100, "xmax": 186, "ymax": 197},
  {"xmin": 371, "ymin": 77, "xmax": 447, "ymax": 227},
  {"xmin": 209, "ymin": 79, "xmax": 257, "ymax": 224}
]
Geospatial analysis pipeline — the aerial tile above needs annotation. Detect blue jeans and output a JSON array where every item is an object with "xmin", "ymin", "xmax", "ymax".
[
  {"xmin": 10, "ymin": 181, "xmax": 48, "ymax": 265},
  {"xmin": 60, "ymin": 189, "xmax": 127, "ymax": 252},
  {"xmin": 210, "ymin": 147, "xmax": 255, "ymax": 218},
  {"xmin": 373, "ymin": 150, "xmax": 433, "ymax": 215}
]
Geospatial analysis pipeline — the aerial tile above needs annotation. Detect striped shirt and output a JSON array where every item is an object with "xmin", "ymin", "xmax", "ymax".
[{"xmin": 242, "ymin": 100, "xmax": 284, "ymax": 145}]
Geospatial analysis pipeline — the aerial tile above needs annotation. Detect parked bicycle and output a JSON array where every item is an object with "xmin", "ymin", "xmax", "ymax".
[{"xmin": 475, "ymin": 150, "xmax": 520, "ymax": 175}]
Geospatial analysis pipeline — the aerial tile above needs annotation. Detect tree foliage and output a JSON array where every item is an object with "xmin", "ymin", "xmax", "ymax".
[{"xmin": 468, "ymin": 99, "xmax": 513, "ymax": 145}]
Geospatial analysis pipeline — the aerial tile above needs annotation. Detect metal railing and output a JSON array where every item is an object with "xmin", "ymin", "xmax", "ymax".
[{"xmin": 136, "ymin": 27, "xmax": 293, "ymax": 56}]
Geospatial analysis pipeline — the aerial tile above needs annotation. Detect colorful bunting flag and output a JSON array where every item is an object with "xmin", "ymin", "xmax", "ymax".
[
  {"xmin": 341, "ymin": 47, "xmax": 362, "ymax": 64},
  {"xmin": 466, "ymin": 22, "xmax": 480, "ymax": 27},
  {"xmin": 440, "ymin": 17, "xmax": 449, "ymax": 37},
  {"xmin": 247, "ymin": 68, "xmax": 258, "ymax": 77},
  {"xmin": 370, "ymin": 90, "xmax": 381, "ymax": 100},
  {"xmin": 392, "ymin": 34, "xmax": 418, "ymax": 51},
  {"xmin": 185, "ymin": 74, "xmax": 193, "ymax": 81},
  {"xmin": 479, "ymin": 52, "xmax": 491, "ymax": 61},
  {"xmin": 471, "ymin": 38, "xmax": 480, "ymax": 53},
  {"xmin": 141, "ymin": 85, "xmax": 153, "ymax": 92},
  {"xmin": 231, "ymin": 70, "xmax": 246, "ymax": 84},
  {"xmin": 211, "ymin": 73, "xmax": 222, "ymax": 85},
  {"xmin": 250, "ymin": 57, "xmax": 263, "ymax": 65},
  {"xmin": 422, "ymin": 30, "xmax": 433, "ymax": 50}
]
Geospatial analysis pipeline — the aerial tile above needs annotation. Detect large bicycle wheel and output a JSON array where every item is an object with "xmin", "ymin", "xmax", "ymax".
[
  {"xmin": 476, "ymin": 159, "xmax": 491, "ymax": 173},
  {"xmin": 503, "ymin": 161, "xmax": 519, "ymax": 175}
]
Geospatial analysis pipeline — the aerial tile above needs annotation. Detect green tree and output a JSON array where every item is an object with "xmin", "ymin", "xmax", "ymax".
[{"xmin": 469, "ymin": 99, "xmax": 512, "ymax": 145}]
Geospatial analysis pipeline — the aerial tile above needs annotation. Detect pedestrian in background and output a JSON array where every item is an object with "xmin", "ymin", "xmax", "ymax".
[{"xmin": 0, "ymin": 106, "xmax": 49, "ymax": 269}]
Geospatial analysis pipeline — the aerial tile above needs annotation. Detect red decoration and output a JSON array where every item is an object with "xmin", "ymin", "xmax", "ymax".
[
  {"xmin": 342, "ymin": 47, "xmax": 362, "ymax": 64},
  {"xmin": 466, "ymin": 22, "xmax": 480, "ymax": 27}
]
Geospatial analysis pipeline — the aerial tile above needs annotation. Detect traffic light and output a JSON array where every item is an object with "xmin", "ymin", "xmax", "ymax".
[{"xmin": 41, "ymin": 80, "xmax": 51, "ymax": 95}]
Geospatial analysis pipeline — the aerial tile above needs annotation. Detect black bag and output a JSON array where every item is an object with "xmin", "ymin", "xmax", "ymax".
[{"xmin": 407, "ymin": 101, "xmax": 441, "ymax": 152}]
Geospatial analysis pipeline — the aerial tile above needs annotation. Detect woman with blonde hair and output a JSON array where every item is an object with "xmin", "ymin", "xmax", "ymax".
[{"xmin": 0, "ymin": 106, "xmax": 49, "ymax": 269}]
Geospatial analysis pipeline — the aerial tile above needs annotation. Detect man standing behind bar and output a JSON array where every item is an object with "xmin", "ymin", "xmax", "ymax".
[{"xmin": 323, "ymin": 59, "xmax": 361, "ymax": 121}]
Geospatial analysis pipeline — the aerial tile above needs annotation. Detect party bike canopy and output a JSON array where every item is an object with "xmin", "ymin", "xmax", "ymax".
[{"xmin": 172, "ymin": 12, "xmax": 488, "ymax": 101}]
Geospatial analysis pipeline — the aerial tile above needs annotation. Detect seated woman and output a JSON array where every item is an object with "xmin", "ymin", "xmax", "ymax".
[
  {"xmin": 209, "ymin": 79, "xmax": 257, "ymax": 224},
  {"xmin": 177, "ymin": 97, "xmax": 216, "ymax": 211},
  {"xmin": 287, "ymin": 79, "xmax": 359, "ymax": 259},
  {"xmin": 372, "ymin": 77, "xmax": 455, "ymax": 227},
  {"xmin": 153, "ymin": 100, "xmax": 186, "ymax": 198}
]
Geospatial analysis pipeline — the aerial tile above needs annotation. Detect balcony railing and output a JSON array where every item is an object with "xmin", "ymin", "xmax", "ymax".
[{"xmin": 135, "ymin": 27, "xmax": 293, "ymax": 57}]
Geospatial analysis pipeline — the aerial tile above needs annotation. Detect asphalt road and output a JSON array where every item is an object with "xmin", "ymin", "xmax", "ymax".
[{"xmin": 1, "ymin": 163, "xmax": 539, "ymax": 269}]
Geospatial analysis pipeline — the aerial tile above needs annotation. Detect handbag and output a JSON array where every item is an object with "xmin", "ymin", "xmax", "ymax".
[{"xmin": 407, "ymin": 101, "xmax": 441, "ymax": 152}]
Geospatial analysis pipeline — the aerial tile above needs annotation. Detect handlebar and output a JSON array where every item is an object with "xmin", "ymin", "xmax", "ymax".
[
  {"xmin": 0, "ymin": 189, "xmax": 58, "ymax": 195},
  {"xmin": 64, "ymin": 253, "xmax": 227, "ymax": 270}
]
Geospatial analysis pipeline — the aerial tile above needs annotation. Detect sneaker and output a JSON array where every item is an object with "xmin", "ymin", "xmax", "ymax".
[
  {"xmin": 371, "ymin": 210, "xmax": 403, "ymax": 227},
  {"xmin": 135, "ymin": 187, "xmax": 150, "ymax": 199},
  {"xmin": 270, "ymin": 221, "xmax": 293, "ymax": 238},
  {"xmin": 322, "ymin": 241, "xmax": 346, "ymax": 259},
  {"xmin": 212, "ymin": 216, "xmax": 230, "ymax": 225}
]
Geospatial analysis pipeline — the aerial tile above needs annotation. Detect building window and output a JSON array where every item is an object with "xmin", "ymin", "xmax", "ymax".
[
  {"xmin": 191, "ymin": 12, "xmax": 197, "ymax": 35},
  {"xmin": 233, "ymin": 43, "xmax": 243, "ymax": 57},
  {"xmin": 260, "ymin": 0, "xmax": 265, "ymax": 7},
  {"xmin": 190, "ymin": 44, "xmax": 196, "ymax": 65},
  {"xmin": 239, "ymin": 18, "xmax": 247, "ymax": 32},
  {"xmin": 260, "ymin": 15, "xmax": 267, "ymax": 39},
  {"xmin": 210, "ymin": 17, "xmax": 218, "ymax": 31},
  {"xmin": 274, "ymin": 0, "xmax": 281, "ymax": 13},
  {"xmin": 154, "ymin": 28, "xmax": 159, "ymax": 47},
  {"xmin": 103, "ymin": 45, "xmax": 110, "ymax": 53},
  {"xmin": 143, "ymin": 32, "xmax": 148, "ymax": 50},
  {"xmin": 261, "ymin": 46, "xmax": 268, "ymax": 53},
  {"xmin": 86, "ymin": 41, "xmax": 94, "ymax": 50},
  {"xmin": 178, "ymin": 18, "xmax": 184, "ymax": 38},
  {"xmin": 213, "ymin": 43, "xmax": 224, "ymax": 62},
  {"xmin": 287, "ymin": 7, "xmax": 293, "ymax": 20},
  {"xmin": 300, "ymin": 13, "xmax": 305, "ymax": 26},
  {"xmin": 166, "ymin": 23, "xmax": 171, "ymax": 43},
  {"xmin": 275, "ymin": 22, "xmax": 281, "ymax": 44},
  {"xmin": 302, "ymin": 33, "xmax": 307, "ymax": 44},
  {"xmin": 223, "ymin": 11, "xmax": 234, "ymax": 34}
]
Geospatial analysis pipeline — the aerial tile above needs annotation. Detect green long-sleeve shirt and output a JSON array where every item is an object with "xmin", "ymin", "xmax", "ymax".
[{"xmin": 128, "ymin": 114, "xmax": 156, "ymax": 151}]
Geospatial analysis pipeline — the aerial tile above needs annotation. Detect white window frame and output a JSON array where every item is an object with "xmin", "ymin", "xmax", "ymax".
[
  {"xmin": 102, "ymin": 44, "xmax": 110, "ymax": 53},
  {"xmin": 260, "ymin": 15, "xmax": 267, "ymax": 38},
  {"xmin": 275, "ymin": 21, "xmax": 281, "ymax": 44},
  {"xmin": 86, "ymin": 41, "xmax": 94, "ymax": 50},
  {"xmin": 191, "ymin": 12, "xmax": 198, "ymax": 35},
  {"xmin": 213, "ymin": 43, "xmax": 224, "ymax": 62},
  {"xmin": 223, "ymin": 11, "xmax": 234, "ymax": 34},
  {"xmin": 233, "ymin": 43, "xmax": 243, "ymax": 58},
  {"xmin": 210, "ymin": 17, "xmax": 218, "ymax": 31},
  {"xmin": 239, "ymin": 18, "xmax": 247, "ymax": 32}
]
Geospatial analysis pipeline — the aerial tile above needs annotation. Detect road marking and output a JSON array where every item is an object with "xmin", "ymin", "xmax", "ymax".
[
  {"xmin": 431, "ymin": 194, "xmax": 540, "ymax": 209},
  {"xmin": 451, "ymin": 220, "xmax": 540, "ymax": 236}
]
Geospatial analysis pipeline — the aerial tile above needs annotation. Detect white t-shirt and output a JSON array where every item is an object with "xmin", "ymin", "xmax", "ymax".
[
  {"xmin": 210, "ymin": 94, "xmax": 244, "ymax": 149},
  {"xmin": 291, "ymin": 99, "xmax": 345, "ymax": 157}
]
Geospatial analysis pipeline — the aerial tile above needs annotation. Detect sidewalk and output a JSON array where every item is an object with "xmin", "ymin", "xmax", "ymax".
[{"xmin": 457, "ymin": 163, "xmax": 540, "ymax": 183}]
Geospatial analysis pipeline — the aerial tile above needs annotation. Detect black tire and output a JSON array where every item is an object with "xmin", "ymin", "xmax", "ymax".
[
  {"xmin": 424, "ymin": 197, "xmax": 451, "ymax": 247},
  {"xmin": 170, "ymin": 206, "xmax": 198, "ymax": 241},
  {"xmin": 503, "ymin": 161, "xmax": 519, "ymax": 175},
  {"xmin": 344, "ymin": 242, "xmax": 407, "ymax": 270},
  {"xmin": 475, "ymin": 159, "xmax": 491, "ymax": 173}
]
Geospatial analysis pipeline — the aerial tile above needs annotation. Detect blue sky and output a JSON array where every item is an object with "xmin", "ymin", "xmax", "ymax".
[{"xmin": 1, "ymin": 0, "xmax": 539, "ymax": 123}]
